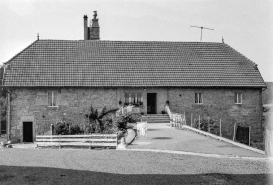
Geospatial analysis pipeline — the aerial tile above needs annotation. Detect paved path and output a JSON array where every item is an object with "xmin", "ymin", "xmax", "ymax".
[{"xmin": 128, "ymin": 123, "xmax": 266, "ymax": 158}]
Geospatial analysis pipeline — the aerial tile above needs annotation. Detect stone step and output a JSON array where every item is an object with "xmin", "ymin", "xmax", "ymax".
[
  {"xmin": 141, "ymin": 114, "xmax": 170, "ymax": 123},
  {"xmin": 146, "ymin": 120, "xmax": 170, "ymax": 123}
]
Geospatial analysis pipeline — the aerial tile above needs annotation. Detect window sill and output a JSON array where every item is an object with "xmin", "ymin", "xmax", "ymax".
[{"xmin": 48, "ymin": 106, "xmax": 58, "ymax": 108}]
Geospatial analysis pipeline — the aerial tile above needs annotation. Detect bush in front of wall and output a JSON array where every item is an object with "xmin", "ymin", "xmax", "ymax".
[
  {"xmin": 54, "ymin": 119, "xmax": 84, "ymax": 135},
  {"xmin": 54, "ymin": 120, "xmax": 70, "ymax": 135},
  {"xmin": 194, "ymin": 116, "xmax": 217, "ymax": 132},
  {"xmin": 85, "ymin": 106, "xmax": 119, "ymax": 134},
  {"xmin": 69, "ymin": 124, "xmax": 84, "ymax": 135}
]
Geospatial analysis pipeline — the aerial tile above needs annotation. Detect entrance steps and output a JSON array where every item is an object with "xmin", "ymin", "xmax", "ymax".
[{"xmin": 141, "ymin": 114, "xmax": 170, "ymax": 123}]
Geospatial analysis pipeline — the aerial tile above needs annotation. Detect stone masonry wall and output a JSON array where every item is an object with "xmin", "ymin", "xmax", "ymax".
[
  {"xmin": 9, "ymin": 87, "xmax": 263, "ymax": 143},
  {"xmin": 10, "ymin": 87, "xmax": 118, "ymax": 142},
  {"xmin": 168, "ymin": 88, "xmax": 263, "ymax": 141}
]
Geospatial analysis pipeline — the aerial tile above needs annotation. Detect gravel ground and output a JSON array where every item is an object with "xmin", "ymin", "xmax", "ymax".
[{"xmin": 0, "ymin": 148, "xmax": 272, "ymax": 185}]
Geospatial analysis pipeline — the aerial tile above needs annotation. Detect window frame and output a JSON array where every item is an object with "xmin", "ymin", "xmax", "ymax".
[
  {"xmin": 124, "ymin": 92, "xmax": 143, "ymax": 106},
  {"xmin": 235, "ymin": 93, "xmax": 242, "ymax": 104},
  {"xmin": 195, "ymin": 93, "xmax": 203, "ymax": 104},
  {"xmin": 48, "ymin": 91, "xmax": 58, "ymax": 107}
]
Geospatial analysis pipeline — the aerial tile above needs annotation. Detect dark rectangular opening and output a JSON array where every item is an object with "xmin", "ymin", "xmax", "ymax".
[
  {"xmin": 23, "ymin": 122, "xmax": 33, "ymax": 142},
  {"xmin": 147, "ymin": 93, "xmax": 157, "ymax": 114}
]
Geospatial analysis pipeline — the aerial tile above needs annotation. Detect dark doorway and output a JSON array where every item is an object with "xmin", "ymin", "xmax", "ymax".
[
  {"xmin": 147, "ymin": 93, "xmax": 157, "ymax": 114},
  {"xmin": 23, "ymin": 122, "xmax": 33, "ymax": 142}
]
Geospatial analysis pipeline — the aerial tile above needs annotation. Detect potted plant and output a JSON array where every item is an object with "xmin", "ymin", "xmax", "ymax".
[
  {"xmin": 161, "ymin": 110, "xmax": 166, "ymax": 114},
  {"xmin": 118, "ymin": 100, "xmax": 122, "ymax": 105}
]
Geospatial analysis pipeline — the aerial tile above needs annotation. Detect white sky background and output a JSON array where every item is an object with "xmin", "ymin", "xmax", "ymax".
[{"xmin": 0, "ymin": 0, "xmax": 272, "ymax": 82}]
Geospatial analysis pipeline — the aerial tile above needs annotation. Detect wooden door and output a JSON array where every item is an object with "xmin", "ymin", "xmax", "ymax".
[
  {"xmin": 23, "ymin": 122, "xmax": 33, "ymax": 142},
  {"xmin": 147, "ymin": 93, "xmax": 157, "ymax": 114}
]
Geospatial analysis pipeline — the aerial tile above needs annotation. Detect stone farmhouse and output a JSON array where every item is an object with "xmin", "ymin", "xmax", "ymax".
[{"xmin": 1, "ymin": 12, "xmax": 266, "ymax": 143}]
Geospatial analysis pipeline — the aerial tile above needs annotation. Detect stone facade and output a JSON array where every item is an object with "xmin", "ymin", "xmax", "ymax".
[
  {"xmin": 9, "ymin": 87, "xmax": 263, "ymax": 142},
  {"xmin": 10, "ymin": 87, "xmax": 118, "ymax": 142},
  {"xmin": 168, "ymin": 88, "xmax": 263, "ymax": 141}
]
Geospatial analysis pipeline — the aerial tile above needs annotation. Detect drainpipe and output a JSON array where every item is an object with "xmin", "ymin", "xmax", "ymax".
[
  {"xmin": 7, "ymin": 91, "xmax": 11, "ymax": 141},
  {"xmin": 0, "ymin": 97, "xmax": 1, "ymax": 137},
  {"xmin": 261, "ymin": 87, "xmax": 267, "ymax": 141}
]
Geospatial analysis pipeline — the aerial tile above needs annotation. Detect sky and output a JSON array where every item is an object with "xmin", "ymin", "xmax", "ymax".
[{"xmin": 0, "ymin": 0, "xmax": 272, "ymax": 82}]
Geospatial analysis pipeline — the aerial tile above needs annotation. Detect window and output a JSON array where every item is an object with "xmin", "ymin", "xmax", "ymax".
[
  {"xmin": 48, "ymin": 91, "xmax": 57, "ymax": 107},
  {"xmin": 124, "ymin": 92, "xmax": 143, "ymax": 106},
  {"xmin": 235, "ymin": 93, "xmax": 242, "ymax": 104},
  {"xmin": 195, "ymin": 93, "xmax": 203, "ymax": 104}
]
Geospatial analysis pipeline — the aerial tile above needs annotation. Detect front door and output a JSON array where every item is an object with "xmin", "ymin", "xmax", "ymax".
[
  {"xmin": 147, "ymin": 93, "xmax": 157, "ymax": 114},
  {"xmin": 23, "ymin": 122, "xmax": 33, "ymax": 142}
]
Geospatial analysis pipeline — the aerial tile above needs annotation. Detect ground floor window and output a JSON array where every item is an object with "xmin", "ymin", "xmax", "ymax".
[
  {"xmin": 124, "ymin": 92, "xmax": 143, "ymax": 106},
  {"xmin": 235, "ymin": 93, "xmax": 242, "ymax": 104},
  {"xmin": 195, "ymin": 93, "xmax": 203, "ymax": 104},
  {"xmin": 48, "ymin": 91, "xmax": 58, "ymax": 107}
]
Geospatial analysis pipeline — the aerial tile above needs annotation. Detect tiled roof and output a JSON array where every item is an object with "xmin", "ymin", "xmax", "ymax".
[{"xmin": 3, "ymin": 40, "xmax": 266, "ymax": 87}]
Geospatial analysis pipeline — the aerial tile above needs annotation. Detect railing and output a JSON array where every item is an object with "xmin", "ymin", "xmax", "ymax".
[
  {"xmin": 36, "ymin": 134, "xmax": 118, "ymax": 148},
  {"xmin": 165, "ymin": 105, "xmax": 172, "ymax": 119},
  {"xmin": 165, "ymin": 105, "xmax": 186, "ymax": 128}
]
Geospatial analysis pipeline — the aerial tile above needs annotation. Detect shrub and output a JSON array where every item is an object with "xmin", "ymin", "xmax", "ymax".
[
  {"xmin": 85, "ymin": 106, "xmax": 118, "ymax": 133},
  {"xmin": 54, "ymin": 120, "xmax": 69, "ymax": 135},
  {"xmin": 54, "ymin": 119, "xmax": 83, "ymax": 135},
  {"xmin": 70, "ymin": 124, "xmax": 83, "ymax": 135},
  {"xmin": 194, "ymin": 116, "xmax": 217, "ymax": 132}
]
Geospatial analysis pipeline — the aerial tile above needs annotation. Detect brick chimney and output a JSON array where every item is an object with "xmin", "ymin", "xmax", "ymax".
[
  {"xmin": 83, "ymin": 11, "xmax": 100, "ymax": 40},
  {"xmin": 83, "ymin": 15, "xmax": 88, "ymax": 40}
]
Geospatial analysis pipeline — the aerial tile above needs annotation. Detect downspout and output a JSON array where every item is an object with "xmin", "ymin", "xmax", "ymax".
[
  {"xmin": 2, "ymin": 63, "xmax": 11, "ymax": 141},
  {"xmin": 261, "ymin": 87, "xmax": 267, "ymax": 141},
  {"xmin": 7, "ymin": 91, "xmax": 10, "ymax": 141}
]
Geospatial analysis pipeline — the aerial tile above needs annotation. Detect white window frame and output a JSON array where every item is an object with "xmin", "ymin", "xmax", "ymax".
[
  {"xmin": 235, "ymin": 93, "xmax": 242, "ymax": 104},
  {"xmin": 124, "ymin": 92, "xmax": 143, "ymax": 104},
  {"xmin": 195, "ymin": 93, "xmax": 203, "ymax": 104},
  {"xmin": 48, "ymin": 91, "xmax": 58, "ymax": 107}
]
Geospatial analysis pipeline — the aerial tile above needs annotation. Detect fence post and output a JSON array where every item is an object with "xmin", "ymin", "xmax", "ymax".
[
  {"xmin": 249, "ymin": 126, "xmax": 251, "ymax": 146},
  {"xmin": 208, "ymin": 117, "xmax": 210, "ymax": 133},
  {"xmin": 116, "ymin": 133, "xmax": 118, "ymax": 148},
  {"xmin": 184, "ymin": 111, "xmax": 187, "ymax": 125},
  {"xmin": 89, "ymin": 135, "xmax": 91, "ymax": 150},
  {"xmin": 198, "ymin": 115, "xmax": 201, "ymax": 130},
  {"xmin": 191, "ymin": 114, "xmax": 193, "ymax": 127},
  {"xmin": 220, "ymin": 119, "xmax": 222, "ymax": 137},
  {"xmin": 233, "ymin": 123, "xmax": 236, "ymax": 141},
  {"xmin": 59, "ymin": 134, "xmax": 61, "ymax": 149}
]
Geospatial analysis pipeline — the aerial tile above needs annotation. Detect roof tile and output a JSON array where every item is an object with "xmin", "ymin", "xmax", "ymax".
[{"xmin": 3, "ymin": 40, "xmax": 266, "ymax": 88}]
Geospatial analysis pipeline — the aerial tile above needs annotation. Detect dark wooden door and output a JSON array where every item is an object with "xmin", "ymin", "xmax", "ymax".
[
  {"xmin": 23, "ymin": 122, "xmax": 33, "ymax": 142},
  {"xmin": 147, "ymin": 93, "xmax": 157, "ymax": 114}
]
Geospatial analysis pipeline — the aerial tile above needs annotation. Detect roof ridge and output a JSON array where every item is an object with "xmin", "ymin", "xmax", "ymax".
[
  {"xmin": 37, "ymin": 39, "xmax": 222, "ymax": 44},
  {"xmin": 4, "ymin": 39, "xmax": 39, "ymax": 64}
]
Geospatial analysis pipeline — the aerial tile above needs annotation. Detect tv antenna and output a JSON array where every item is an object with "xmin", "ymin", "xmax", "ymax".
[{"xmin": 190, "ymin": 25, "xmax": 214, "ymax": 42}]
